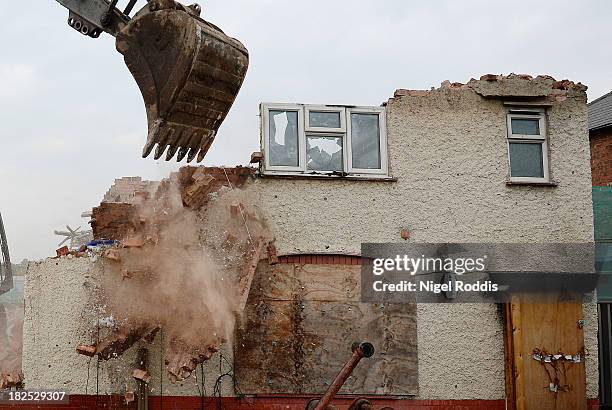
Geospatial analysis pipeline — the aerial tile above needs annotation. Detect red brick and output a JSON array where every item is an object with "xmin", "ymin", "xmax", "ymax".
[
  {"xmin": 121, "ymin": 235, "xmax": 144, "ymax": 248},
  {"xmin": 250, "ymin": 151, "xmax": 263, "ymax": 163},
  {"xmin": 75, "ymin": 344, "xmax": 96, "ymax": 357},
  {"xmin": 590, "ymin": 131, "xmax": 612, "ymax": 186},
  {"xmin": 101, "ymin": 248, "xmax": 121, "ymax": 261},
  {"xmin": 90, "ymin": 202, "xmax": 139, "ymax": 240},
  {"xmin": 480, "ymin": 74, "xmax": 498, "ymax": 81}
]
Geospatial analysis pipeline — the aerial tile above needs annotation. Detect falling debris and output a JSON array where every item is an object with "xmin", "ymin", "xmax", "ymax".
[
  {"xmin": 91, "ymin": 203, "xmax": 140, "ymax": 240},
  {"xmin": 102, "ymin": 248, "xmax": 121, "ymax": 262},
  {"xmin": 237, "ymin": 239, "xmax": 267, "ymax": 312},
  {"xmin": 78, "ymin": 167, "xmax": 271, "ymax": 382},
  {"xmin": 267, "ymin": 243, "xmax": 279, "ymax": 265},
  {"xmin": 75, "ymin": 344, "xmax": 97, "ymax": 357},
  {"xmin": 132, "ymin": 368, "xmax": 151, "ymax": 384},
  {"xmin": 95, "ymin": 324, "xmax": 159, "ymax": 360},
  {"xmin": 56, "ymin": 246, "xmax": 70, "ymax": 257}
]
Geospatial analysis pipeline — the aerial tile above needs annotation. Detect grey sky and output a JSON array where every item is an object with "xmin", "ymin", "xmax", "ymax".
[{"xmin": 0, "ymin": 0, "xmax": 610, "ymax": 262}]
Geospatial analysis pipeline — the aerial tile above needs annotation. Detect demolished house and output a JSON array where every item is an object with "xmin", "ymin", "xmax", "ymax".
[{"xmin": 16, "ymin": 74, "xmax": 600, "ymax": 409}]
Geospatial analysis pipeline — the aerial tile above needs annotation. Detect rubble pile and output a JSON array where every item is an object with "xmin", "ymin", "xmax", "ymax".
[
  {"xmin": 394, "ymin": 73, "xmax": 588, "ymax": 102},
  {"xmin": 76, "ymin": 166, "xmax": 271, "ymax": 382}
]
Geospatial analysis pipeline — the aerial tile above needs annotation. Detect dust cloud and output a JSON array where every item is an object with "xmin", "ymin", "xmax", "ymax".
[{"xmin": 93, "ymin": 171, "xmax": 269, "ymax": 381}]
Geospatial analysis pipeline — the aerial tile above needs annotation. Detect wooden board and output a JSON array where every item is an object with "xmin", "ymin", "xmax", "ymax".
[
  {"xmin": 235, "ymin": 262, "xmax": 418, "ymax": 395},
  {"xmin": 505, "ymin": 295, "xmax": 587, "ymax": 410}
]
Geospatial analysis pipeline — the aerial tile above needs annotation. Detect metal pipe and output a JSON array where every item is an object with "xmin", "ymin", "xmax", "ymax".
[{"xmin": 313, "ymin": 342, "xmax": 375, "ymax": 410}]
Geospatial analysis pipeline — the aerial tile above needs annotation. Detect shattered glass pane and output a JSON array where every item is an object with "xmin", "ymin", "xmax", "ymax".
[
  {"xmin": 509, "ymin": 142, "xmax": 544, "ymax": 178},
  {"xmin": 309, "ymin": 111, "xmax": 341, "ymax": 128},
  {"xmin": 269, "ymin": 110, "xmax": 299, "ymax": 167},
  {"xmin": 511, "ymin": 118, "xmax": 540, "ymax": 135},
  {"xmin": 351, "ymin": 114, "xmax": 381, "ymax": 169},
  {"xmin": 307, "ymin": 136, "xmax": 343, "ymax": 172}
]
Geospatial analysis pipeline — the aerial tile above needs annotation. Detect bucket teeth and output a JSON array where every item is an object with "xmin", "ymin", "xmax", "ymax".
[
  {"xmin": 176, "ymin": 147, "xmax": 189, "ymax": 162},
  {"xmin": 157, "ymin": 127, "xmax": 173, "ymax": 148},
  {"xmin": 165, "ymin": 130, "xmax": 188, "ymax": 160},
  {"xmin": 119, "ymin": 5, "xmax": 249, "ymax": 163},
  {"xmin": 154, "ymin": 143, "xmax": 168, "ymax": 160},
  {"xmin": 142, "ymin": 140, "xmax": 156, "ymax": 158},
  {"xmin": 186, "ymin": 148, "xmax": 198, "ymax": 163},
  {"xmin": 197, "ymin": 147, "xmax": 207, "ymax": 163},
  {"xmin": 186, "ymin": 132, "xmax": 201, "ymax": 152},
  {"xmin": 165, "ymin": 144, "xmax": 180, "ymax": 161}
]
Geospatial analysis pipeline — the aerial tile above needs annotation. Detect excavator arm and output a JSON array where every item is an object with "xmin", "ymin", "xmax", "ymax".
[
  {"xmin": 54, "ymin": 0, "xmax": 249, "ymax": 163},
  {"xmin": 0, "ymin": 212, "xmax": 12, "ymax": 297},
  {"xmin": 56, "ymin": 0, "xmax": 130, "ymax": 38}
]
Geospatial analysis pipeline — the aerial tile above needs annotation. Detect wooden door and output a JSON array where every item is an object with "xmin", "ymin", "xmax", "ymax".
[{"xmin": 505, "ymin": 295, "xmax": 587, "ymax": 410}]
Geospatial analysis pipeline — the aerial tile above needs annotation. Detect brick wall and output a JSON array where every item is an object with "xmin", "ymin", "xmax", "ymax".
[
  {"xmin": 0, "ymin": 395, "xmax": 504, "ymax": 410},
  {"xmin": 590, "ymin": 129, "xmax": 612, "ymax": 186},
  {"xmin": 0, "ymin": 396, "xmax": 600, "ymax": 410},
  {"xmin": 102, "ymin": 177, "xmax": 159, "ymax": 204},
  {"xmin": 90, "ymin": 203, "xmax": 139, "ymax": 240},
  {"xmin": 277, "ymin": 254, "xmax": 361, "ymax": 265}
]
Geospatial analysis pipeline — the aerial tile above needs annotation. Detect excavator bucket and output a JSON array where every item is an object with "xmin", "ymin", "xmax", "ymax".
[{"xmin": 115, "ymin": 1, "xmax": 249, "ymax": 163}]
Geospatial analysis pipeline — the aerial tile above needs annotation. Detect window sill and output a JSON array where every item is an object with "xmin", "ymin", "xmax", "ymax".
[
  {"xmin": 506, "ymin": 179, "xmax": 558, "ymax": 187},
  {"xmin": 259, "ymin": 171, "xmax": 397, "ymax": 182}
]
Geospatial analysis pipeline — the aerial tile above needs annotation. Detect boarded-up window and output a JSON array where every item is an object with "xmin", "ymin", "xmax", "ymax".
[{"xmin": 235, "ymin": 259, "xmax": 418, "ymax": 395}]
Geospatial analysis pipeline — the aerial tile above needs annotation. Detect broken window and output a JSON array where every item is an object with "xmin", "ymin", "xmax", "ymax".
[
  {"xmin": 506, "ymin": 109, "xmax": 549, "ymax": 183},
  {"xmin": 307, "ymin": 136, "xmax": 343, "ymax": 172},
  {"xmin": 261, "ymin": 103, "xmax": 387, "ymax": 177},
  {"xmin": 268, "ymin": 109, "xmax": 300, "ymax": 167}
]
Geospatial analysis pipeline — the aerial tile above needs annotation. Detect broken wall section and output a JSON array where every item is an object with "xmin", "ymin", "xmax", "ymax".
[
  {"xmin": 23, "ymin": 256, "xmax": 240, "ymax": 397},
  {"xmin": 83, "ymin": 166, "xmax": 269, "ymax": 383},
  {"xmin": 102, "ymin": 177, "xmax": 160, "ymax": 204},
  {"xmin": 23, "ymin": 166, "xmax": 269, "ymax": 397}
]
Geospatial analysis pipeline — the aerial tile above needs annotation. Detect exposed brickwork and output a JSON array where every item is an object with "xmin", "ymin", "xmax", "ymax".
[
  {"xmin": 174, "ymin": 166, "xmax": 256, "ymax": 209},
  {"xmin": 590, "ymin": 129, "xmax": 612, "ymax": 186},
  {"xmin": 278, "ymin": 254, "xmax": 362, "ymax": 265},
  {"xmin": 102, "ymin": 177, "xmax": 159, "ymax": 204},
  {"xmin": 177, "ymin": 166, "xmax": 254, "ymax": 189},
  {"xmin": 0, "ymin": 395, "xmax": 511, "ymax": 410},
  {"xmin": 90, "ymin": 203, "xmax": 140, "ymax": 240},
  {"xmin": 181, "ymin": 170, "xmax": 216, "ymax": 209},
  {"xmin": 1, "ymin": 396, "xmax": 599, "ymax": 410}
]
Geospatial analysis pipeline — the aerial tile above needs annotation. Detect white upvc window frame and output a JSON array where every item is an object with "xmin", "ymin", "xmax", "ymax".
[
  {"xmin": 260, "ymin": 103, "xmax": 389, "ymax": 178},
  {"xmin": 506, "ymin": 108, "xmax": 550, "ymax": 184},
  {"xmin": 346, "ymin": 106, "xmax": 388, "ymax": 175},
  {"xmin": 261, "ymin": 103, "xmax": 306, "ymax": 173},
  {"xmin": 305, "ymin": 132, "xmax": 347, "ymax": 173},
  {"xmin": 305, "ymin": 105, "xmax": 346, "ymax": 133}
]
